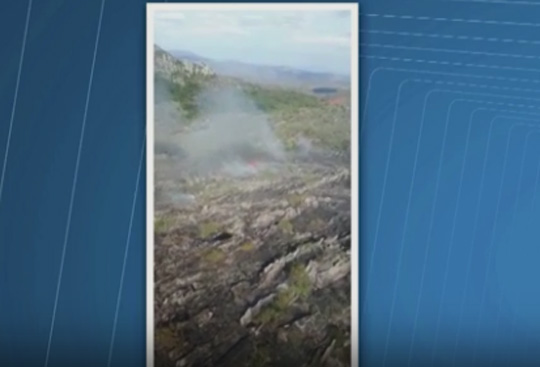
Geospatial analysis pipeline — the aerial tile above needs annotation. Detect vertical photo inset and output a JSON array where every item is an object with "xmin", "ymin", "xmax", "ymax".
[{"xmin": 147, "ymin": 4, "xmax": 358, "ymax": 367}]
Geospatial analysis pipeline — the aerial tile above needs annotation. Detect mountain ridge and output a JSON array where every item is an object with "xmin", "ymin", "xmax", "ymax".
[{"xmin": 166, "ymin": 48, "xmax": 350, "ymax": 88}]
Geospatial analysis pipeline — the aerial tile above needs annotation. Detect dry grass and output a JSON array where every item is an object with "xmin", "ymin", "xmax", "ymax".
[
  {"xmin": 202, "ymin": 248, "xmax": 226, "ymax": 264},
  {"xmin": 155, "ymin": 326, "xmax": 182, "ymax": 351},
  {"xmin": 278, "ymin": 218, "xmax": 294, "ymax": 235},
  {"xmin": 240, "ymin": 241, "xmax": 256, "ymax": 252},
  {"xmin": 155, "ymin": 215, "xmax": 175, "ymax": 234},
  {"xmin": 255, "ymin": 263, "xmax": 312, "ymax": 325},
  {"xmin": 287, "ymin": 193, "xmax": 306, "ymax": 207},
  {"xmin": 198, "ymin": 221, "xmax": 222, "ymax": 238}
]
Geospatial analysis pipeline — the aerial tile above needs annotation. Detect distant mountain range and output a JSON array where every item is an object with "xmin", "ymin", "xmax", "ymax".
[{"xmin": 167, "ymin": 49, "xmax": 350, "ymax": 89}]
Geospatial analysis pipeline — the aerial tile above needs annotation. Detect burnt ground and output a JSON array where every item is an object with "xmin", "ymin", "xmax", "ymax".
[{"xmin": 154, "ymin": 151, "xmax": 351, "ymax": 367}]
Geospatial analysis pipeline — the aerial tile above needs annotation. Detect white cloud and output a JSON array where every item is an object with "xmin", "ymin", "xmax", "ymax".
[
  {"xmin": 155, "ymin": 12, "xmax": 185, "ymax": 22},
  {"xmin": 184, "ymin": 25, "xmax": 248, "ymax": 36},
  {"xmin": 293, "ymin": 35, "xmax": 350, "ymax": 47},
  {"xmin": 153, "ymin": 9, "xmax": 352, "ymax": 74},
  {"xmin": 155, "ymin": 11, "xmax": 249, "ymax": 37}
]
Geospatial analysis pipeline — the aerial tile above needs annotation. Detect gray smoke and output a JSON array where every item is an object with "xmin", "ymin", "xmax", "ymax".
[
  {"xmin": 178, "ymin": 86, "xmax": 286, "ymax": 176},
  {"xmin": 156, "ymin": 82, "xmax": 286, "ymax": 178},
  {"xmin": 154, "ymin": 82, "xmax": 288, "ymax": 208}
]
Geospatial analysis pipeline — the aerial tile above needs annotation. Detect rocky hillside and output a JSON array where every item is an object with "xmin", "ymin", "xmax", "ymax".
[
  {"xmin": 154, "ymin": 161, "xmax": 351, "ymax": 367},
  {"xmin": 153, "ymin": 45, "xmax": 350, "ymax": 153},
  {"xmin": 168, "ymin": 49, "xmax": 350, "ymax": 89},
  {"xmin": 155, "ymin": 45, "xmax": 215, "ymax": 84},
  {"xmin": 153, "ymin": 46, "xmax": 351, "ymax": 367}
]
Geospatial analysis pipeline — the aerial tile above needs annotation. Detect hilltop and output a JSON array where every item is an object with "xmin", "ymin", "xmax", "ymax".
[
  {"xmin": 167, "ymin": 48, "xmax": 350, "ymax": 89},
  {"xmin": 153, "ymin": 45, "xmax": 351, "ymax": 367},
  {"xmin": 153, "ymin": 45, "xmax": 350, "ymax": 153}
]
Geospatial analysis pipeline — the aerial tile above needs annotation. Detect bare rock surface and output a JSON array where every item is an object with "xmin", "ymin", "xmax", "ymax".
[
  {"xmin": 153, "ymin": 45, "xmax": 351, "ymax": 367},
  {"xmin": 154, "ymin": 153, "xmax": 351, "ymax": 367}
]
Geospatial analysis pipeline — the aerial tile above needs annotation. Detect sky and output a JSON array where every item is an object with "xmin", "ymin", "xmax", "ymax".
[{"xmin": 153, "ymin": 9, "xmax": 352, "ymax": 75}]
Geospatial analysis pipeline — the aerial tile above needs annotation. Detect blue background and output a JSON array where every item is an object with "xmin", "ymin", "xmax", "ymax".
[
  {"xmin": 361, "ymin": 0, "xmax": 540, "ymax": 366},
  {"xmin": 0, "ymin": 0, "xmax": 146, "ymax": 366},
  {"xmin": 3, "ymin": 0, "xmax": 540, "ymax": 366}
]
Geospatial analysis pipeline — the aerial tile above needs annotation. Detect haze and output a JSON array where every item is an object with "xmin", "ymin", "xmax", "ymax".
[{"xmin": 154, "ymin": 9, "xmax": 352, "ymax": 75}]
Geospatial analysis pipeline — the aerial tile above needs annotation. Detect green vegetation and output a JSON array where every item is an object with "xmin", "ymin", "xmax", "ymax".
[
  {"xmin": 308, "ymin": 218, "xmax": 326, "ymax": 232},
  {"xmin": 282, "ymin": 138, "xmax": 298, "ymax": 152},
  {"xmin": 202, "ymin": 248, "xmax": 226, "ymax": 264},
  {"xmin": 250, "ymin": 344, "xmax": 271, "ymax": 367},
  {"xmin": 155, "ymin": 46, "xmax": 350, "ymax": 152},
  {"xmin": 155, "ymin": 326, "xmax": 182, "ymax": 350},
  {"xmin": 154, "ymin": 72, "xmax": 211, "ymax": 121},
  {"xmin": 242, "ymin": 84, "xmax": 321, "ymax": 113},
  {"xmin": 155, "ymin": 215, "xmax": 175, "ymax": 234},
  {"xmin": 288, "ymin": 263, "xmax": 312, "ymax": 298},
  {"xmin": 170, "ymin": 73, "xmax": 205, "ymax": 120},
  {"xmin": 240, "ymin": 241, "xmax": 256, "ymax": 252},
  {"xmin": 198, "ymin": 221, "xmax": 222, "ymax": 238},
  {"xmin": 273, "ymin": 105, "xmax": 350, "ymax": 152},
  {"xmin": 287, "ymin": 193, "xmax": 306, "ymax": 207},
  {"xmin": 256, "ymin": 289, "xmax": 295, "ymax": 325},
  {"xmin": 277, "ymin": 218, "xmax": 294, "ymax": 235},
  {"xmin": 255, "ymin": 263, "xmax": 312, "ymax": 325},
  {"xmin": 258, "ymin": 169, "xmax": 279, "ymax": 180}
]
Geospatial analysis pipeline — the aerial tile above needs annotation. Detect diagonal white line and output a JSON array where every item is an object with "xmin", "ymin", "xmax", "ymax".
[
  {"xmin": 362, "ymin": 42, "xmax": 540, "ymax": 62},
  {"xmin": 447, "ymin": 0, "xmax": 540, "ymax": 5},
  {"xmin": 362, "ymin": 12, "xmax": 540, "ymax": 364},
  {"xmin": 361, "ymin": 77, "xmax": 540, "ymax": 363},
  {"xmin": 469, "ymin": 120, "xmax": 537, "ymax": 366},
  {"xmin": 361, "ymin": 79, "xmax": 540, "ymax": 323},
  {"xmin": 362, "ymin": 29, "xmax": 540, "ymax": 46},
  {"xmin": 43, "ymin": 1, "xmax": 106, "ymax": 366},
  {"xmin": 107, "ymin": 135, "xmax": 146, "ymax": 367},
  {"xmin": 362, "ymin": 13, "xmax": 540, "ymax": 27},
  {"xmin": 359, "ymin": 64, "xmax": 540, "ymax": 139},
  {"xmin": 488, "ymin": 129, "xmax": 540, "ymax": 365},
  {"xmin": 435, "ymin": 118, "xmax": 540, "ymax": 365},
  {"xmin": 0, "ymin": 0, "xmax": 33, "ymax": 206},
  {"xmin": 531, "ymin": 154, "xmax": 540, "ymax": 206}
]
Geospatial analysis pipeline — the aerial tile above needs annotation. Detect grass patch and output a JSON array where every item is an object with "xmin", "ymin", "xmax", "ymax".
[
  {"xmin": 198, "ymin": 221, "xmax": 221, "ymax": 238},
  {"xmin": 155, "ymin": 62, "xmax": 349, "ymax": 152},
  {"xmin": 284, "ymin": 139, "xmax": 298, "ymax": 151},
  {"xmin": 242, "ymin": 84, "xmax": 321, "ymax": 113},
  {"xmin": 155, "ymin": 326, "xmax": 182, "ymax": 350},
  {"xmin": 288, "ymin": 263, "xmax": 312, "ymax": 299},
  {"xmin": 251, "ymin": 344, "xmax": 271, "ymax": 367},
  {"xmin": 240, "ymin": 241, "xmax": 256, "ymax": 252},
  {"xmin": 170, "ymin": 74, "xmax": 204, "ymax": 120},
  {"xmin": 258, "ymin": 169, "xmax": 278, "ymax": 180},
  {"xmin": 255, "ymin": 288, "xmax": 295, "ymax": 325},
  {"xmin": 202, "ymin": 248, "xmax": 226, "ymax": 264},
  {"xmin": 308, "ymin": 218, "xmax": 326, "ymax": 232},
  {"xmin": 241, "ymin": 83, "xmax": 350, "ymax": 152},
  {"xmin": 155, "ymin": 216, "xmax": 174, "ymax": 234},
  {"xmin": 287, "ymin": 193, "xmax": 306, "ymax": 207},
  {"xmin": 277, "ymin": 218, "xmax": 294, "ymax": 235},
  {"xmin": 255, "ymin": 263, "xmax": 312, "ymax": 325},
  {"xmin": 273, "ymin": 105, "xmax": 350, "ymax": 152},
  {"xmin": 274, "ymin": 287, "xmax": 297, "ymax": 310},
  {"xmin": 184, "ymin": 180, "xmax": 207, "ymax": 193},
  {"xmin": 302, "ymin": 174, "xmax": 319, "ymax": 185},
  {"xmin": 155, "ymin": 71, "xmax": 212, "ymax": 122}
]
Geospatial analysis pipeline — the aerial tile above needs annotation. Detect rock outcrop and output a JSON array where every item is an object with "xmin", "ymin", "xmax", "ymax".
[
  {"xmin": 155, "ymin": 45, "xmax": 215, "ymax": 85},
  {"xmin": 154, "ymin": 156, "xmax": 351, "ymax": 367}
]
